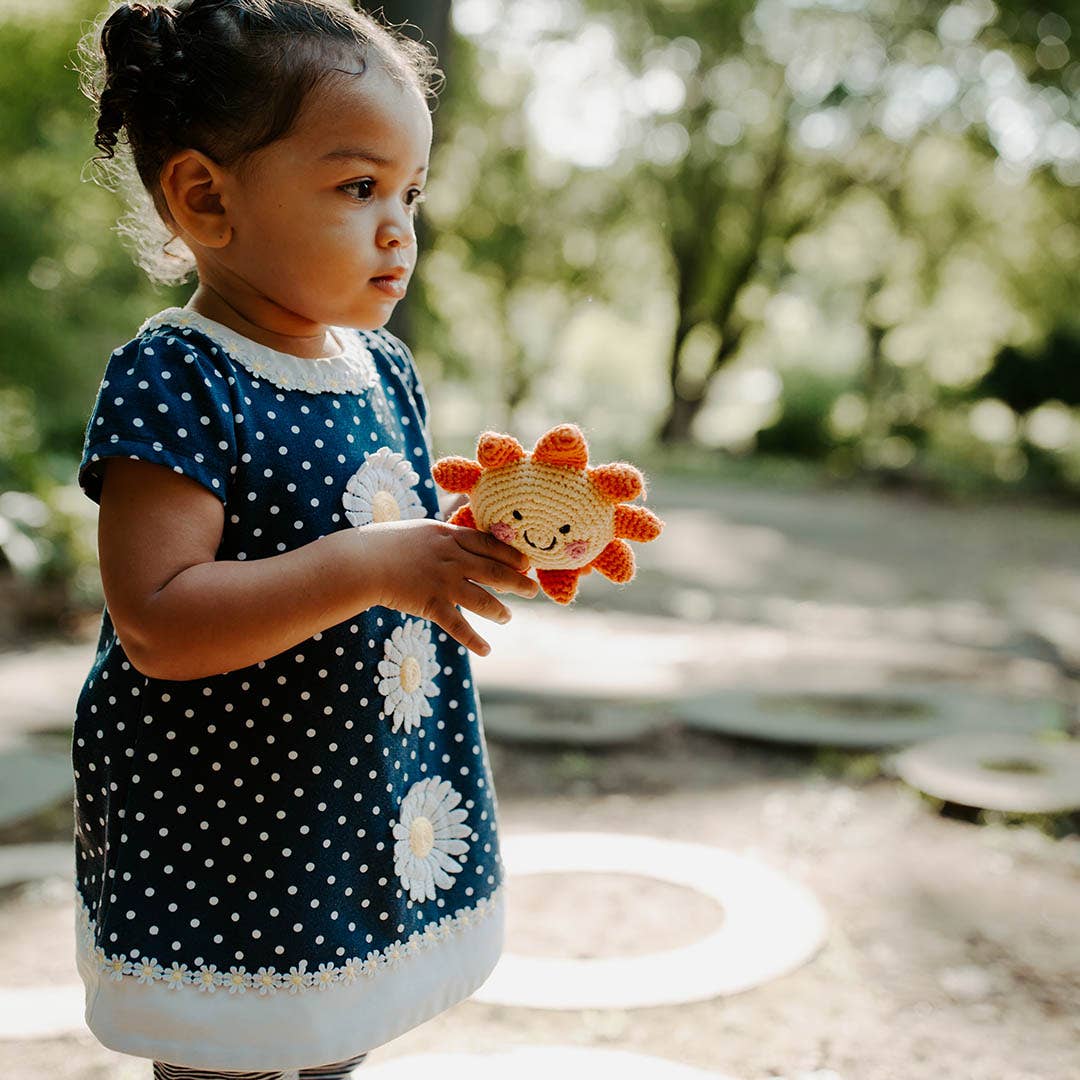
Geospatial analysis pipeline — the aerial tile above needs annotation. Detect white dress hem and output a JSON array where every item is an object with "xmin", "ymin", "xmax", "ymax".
[{"xmin": 75, "ymin": 888, "xmax": 505, "ymax": 1071}]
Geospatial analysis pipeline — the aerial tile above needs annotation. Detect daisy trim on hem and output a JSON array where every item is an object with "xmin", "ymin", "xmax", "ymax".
[
  {"xmin": 74, "ymin": 885, "xmax": 503, "ymax": 997},
  {"xmin": 136, "ymin": 307, "xmax": 379, "ymax": 396}
]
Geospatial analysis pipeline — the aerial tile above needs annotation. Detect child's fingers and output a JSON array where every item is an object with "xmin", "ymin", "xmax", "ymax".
[
  {"xmin": 454, "ymin": 524, "xmax": 532, "ymax": 573},
  {"xmin": 430, "ymin": 602, "xmax": 491, "ymax": 657},
  {"xmin": 470, "ymin": 557, "xmax": 538, "ymax": 598},
  {"xmin": 457, "ymin": 580, "xmax": 512, "ymax": 624}
]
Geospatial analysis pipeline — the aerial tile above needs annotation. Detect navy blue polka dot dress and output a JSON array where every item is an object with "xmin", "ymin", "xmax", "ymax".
[{"xmin": 72, "ymin": 307, "xmax": 505, "ymax": 1072}]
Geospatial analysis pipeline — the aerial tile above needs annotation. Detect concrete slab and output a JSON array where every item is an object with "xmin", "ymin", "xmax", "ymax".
[
  {"xmin": 891, "ymin": 732, "xmax": 1080, "ymax": 813},
  {"xmin": 482, "ymin": 691, "xmax": 667, "ymax": 746},
  {"xmin": 672, "ymin": 684, "xmax": 1067, "ymax": 749},
  {"xmin": 0, "ymin": 843, "xmax": 72, "ymax": 889},
  {"xmin": 0, "ymin": 741, "xmax": 73, "ymax": 827}
]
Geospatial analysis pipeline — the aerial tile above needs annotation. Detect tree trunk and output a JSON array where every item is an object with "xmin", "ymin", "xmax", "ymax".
[
  {"xmin": 656, "ymin": 117, "xmax": 789, "ymax": 448},
  {"xmin": 657, "ymin": 389, "xmax": 707, "ymax": 444},
  {"xmin": 656, "ymin": 313, "xmax": 701, "ymax": 444},
  {"xmin": 859, "ymin": 313, "xmax": 890, "ymax": 467}
]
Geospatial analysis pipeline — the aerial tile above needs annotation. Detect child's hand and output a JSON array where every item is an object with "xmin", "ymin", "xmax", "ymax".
[{"xmin": 360, "ymin": 518, "xmax": 537, "ymax": 656}]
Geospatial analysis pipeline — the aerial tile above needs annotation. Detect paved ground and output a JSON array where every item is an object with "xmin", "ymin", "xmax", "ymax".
[{"xmin": 1, "ymin": 473, "xmax": 1078, "ymax": 1079}]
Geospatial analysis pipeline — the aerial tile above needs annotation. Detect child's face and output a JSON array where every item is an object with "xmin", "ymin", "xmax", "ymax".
[{"xmin": 216, "ymin": 58, "xmax": 433, "ymax": 332}]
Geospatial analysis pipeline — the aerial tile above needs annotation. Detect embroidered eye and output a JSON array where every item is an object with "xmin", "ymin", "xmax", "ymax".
[
  {"xmin": 559, "ymin": 524, "xmax": 571, "ymax": 534},
  {"xmin": 512, "ymin": 510, "xmax": 523, "ymax": 520}
]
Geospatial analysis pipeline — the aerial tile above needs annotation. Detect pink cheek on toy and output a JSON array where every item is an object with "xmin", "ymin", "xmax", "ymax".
[
  {"xmin": 565, "ymin": 539, "xmax": 590, "ymax": 560},
  {"xmin": 490, "ymin": 521, "xmax": 517, "ymax": 545}
]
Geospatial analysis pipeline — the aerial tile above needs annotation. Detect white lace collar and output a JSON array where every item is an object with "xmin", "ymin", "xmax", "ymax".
[{"xmin": 137, "ymin": 306, "xmax": 378, "ymax": 395}]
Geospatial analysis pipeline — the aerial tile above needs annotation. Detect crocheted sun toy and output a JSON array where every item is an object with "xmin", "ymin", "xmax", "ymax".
[{"xmin": 431, "ymin": 423, "xmax": 663, "ymax": 604}]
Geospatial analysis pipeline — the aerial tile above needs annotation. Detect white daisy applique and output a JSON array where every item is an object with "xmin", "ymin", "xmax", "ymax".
[
  {"xmin": 392, "ymin": 776, "xmax": 471, "ymax": 903},
  {"xmin": 377, "ymin": 619, "xmax": 440, "ymax": 734},
  {"xmin": 342, "ymin": 446, "xmax": 427, "ymax": 526},
  {"xmin": 134, "ymin": 958, "xmax": 163, "ymax": 985}
]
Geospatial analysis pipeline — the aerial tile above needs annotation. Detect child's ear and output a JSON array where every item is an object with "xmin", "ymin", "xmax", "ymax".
[{"xmin": 158, "ymin": 148, "xmax": 233, "ymax": 249}]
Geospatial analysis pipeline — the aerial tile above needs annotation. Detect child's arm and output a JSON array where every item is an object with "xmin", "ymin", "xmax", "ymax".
[{"xmin": 100, "ymin": 458, "xmax": 535, "ymax": 682}]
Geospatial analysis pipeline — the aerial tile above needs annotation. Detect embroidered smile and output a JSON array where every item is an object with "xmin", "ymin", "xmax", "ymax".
[{"xmin": 523, "ymin": 529, "xmax": 557, "ymax": 551}]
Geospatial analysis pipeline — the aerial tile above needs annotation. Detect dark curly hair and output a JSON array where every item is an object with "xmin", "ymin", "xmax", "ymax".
[{"xmin": 75, "ymin": 1, "xmax": 443, "ymax": 285}]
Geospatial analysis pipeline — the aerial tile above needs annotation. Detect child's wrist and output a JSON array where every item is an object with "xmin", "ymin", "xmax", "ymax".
[{"xmin": 336, "ymin": 525, "xmax": 393, "ymax": 615}]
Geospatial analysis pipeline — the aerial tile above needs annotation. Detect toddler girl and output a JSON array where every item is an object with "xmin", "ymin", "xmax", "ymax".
[{"xmin": 71, "ymin": 2, "xmax": 537, "ymax": 1077}]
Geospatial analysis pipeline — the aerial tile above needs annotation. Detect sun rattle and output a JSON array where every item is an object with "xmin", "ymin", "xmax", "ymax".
[{"xmin": 431, "ymin": 423, "xmax": 664, "ymax": 604}]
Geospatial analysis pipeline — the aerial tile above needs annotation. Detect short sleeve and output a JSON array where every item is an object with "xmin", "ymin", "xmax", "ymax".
[{"xmin": 78, "ymin": 330, "xmax": 238, "ymax": 507}]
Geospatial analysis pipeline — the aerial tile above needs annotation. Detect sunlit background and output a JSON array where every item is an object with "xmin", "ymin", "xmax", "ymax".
[
  {"xmin": 2, "ymin": 0, "xmax": 1080, "ymax": 513},
  {"xmin": 0, "ymin": 1, "xmax": 1078, "ymax": 1078}
]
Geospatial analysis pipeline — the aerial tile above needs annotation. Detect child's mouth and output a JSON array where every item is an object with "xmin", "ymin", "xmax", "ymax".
[{"xmin": 370, "ymin": 276, "xmax": 407, "ymax": 298}]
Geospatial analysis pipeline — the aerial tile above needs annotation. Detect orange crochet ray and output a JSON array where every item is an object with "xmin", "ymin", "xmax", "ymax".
[{"xmin": 432, "ymin": 423, "xmax": 664, "ymax": 604}]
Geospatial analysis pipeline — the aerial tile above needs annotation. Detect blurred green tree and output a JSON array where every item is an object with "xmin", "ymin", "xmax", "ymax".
[
  {"xmin": 367, "ymin": 0, "xmax": 452, "ymax": 346},
  {"xmin": 1, "ymin": 0, "xmax": 1078, "ymax": 501},
  {"xmin": 0, "ymin": 0, "xmax": 186, "ymax": 495},
  {"xmin": 561, "ymin": 0, "xmax": 1080, "ymax": 458}
]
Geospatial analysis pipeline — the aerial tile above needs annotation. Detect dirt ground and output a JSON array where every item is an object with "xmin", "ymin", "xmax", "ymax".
[
  {"xmin": 2, "ymin": 724, "xmax": 1078, "ymax": 1080},
  {"xmin": 1, "ymin": 474, "xmax": 1078, "ymax": 1079}
]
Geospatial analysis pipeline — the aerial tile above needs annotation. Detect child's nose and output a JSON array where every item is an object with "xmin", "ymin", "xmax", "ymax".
[{"xmin": 378, "ymin": 214, "xmax": 415, "ymax": 249}]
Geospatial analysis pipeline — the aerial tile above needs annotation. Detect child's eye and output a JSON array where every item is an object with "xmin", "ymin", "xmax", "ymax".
[
  {"xmin": 341, "ymin": 178, "xmax": 375, "ymax": 200},
  {"xmin": 340, "ymin": 181, "xmax": 426, "ymax": 210}
]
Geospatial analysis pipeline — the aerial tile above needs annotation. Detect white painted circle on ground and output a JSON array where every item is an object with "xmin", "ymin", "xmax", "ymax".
[
  {"xmin": 0, "ymin": 985, "xmax": 85, "ymax": 1039},
  {"xmin": 362, "ymin": 1046, "xmax": 735, "ymax": 1079},
  {"xmin": 892, "ymin": 732, "xmax": 1080, "ymax": 813},
  {"xmin": 673, "ymin": 685, "xmax": 1065, "ymax": 749},
  {"xmin": 473, "ymin": 832, "xmax": 827, "ymax": 1009}
]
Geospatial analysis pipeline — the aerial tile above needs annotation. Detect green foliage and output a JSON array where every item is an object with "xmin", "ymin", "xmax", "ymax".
[
  {"xmin": 980, "ymin": 808, "xmax": 1080, "ymax": 841},
  {"xmin": 755, "ymin": 368, "xmax": 849, "ymax": 459},
  {"xmin": 0, "ymin": 486, "xmax": 93, "ymax": 590},
  {"xmin": 0, "ymin": 385, "xmax": 42, "ymax": 493},
  {"xmin": 974, "ymin": 329, "xmax": 1080, "ymax": 413},
  {"xmin": 0, "ymin": 0, "xmax": 186, "ymax": 472},
  {"xmin": 3, "ymin": 0, "xmax": 1080, "ymax": 515},
  {"xmin": 812, "ymin": 748, "xmax": 888, "ymax": 785},
  {"xmin": 0, "ymin": 2, "xmax": 185, "ymax": 619},
  {"xmin": 434, "ymin": 0, "xmax": 1080, "ymax": 491}
]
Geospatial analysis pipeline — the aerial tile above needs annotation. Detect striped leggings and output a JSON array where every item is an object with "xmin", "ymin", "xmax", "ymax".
[{"xmin": 153, "ymin": 1051, "xmax": 369, "ymax": 1079}]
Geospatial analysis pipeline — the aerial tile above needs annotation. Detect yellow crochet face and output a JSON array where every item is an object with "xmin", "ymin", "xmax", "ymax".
[
  {"xmin": 471, "ymin": 461, "xmax": 615, "ymax": 570},
  {"xmin": 432, "ymin": 423, "xmax": 665, "ymax": 603}
]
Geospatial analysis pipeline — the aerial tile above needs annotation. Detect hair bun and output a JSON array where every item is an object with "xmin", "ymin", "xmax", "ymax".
[
  {"xmin": 171, "ymin": 0, "xmax": 231, "ymax": 13},
  {"xmin": 95, "ymin": 3, "xmax": 193, "ymax": 157},
  {"xmin": 101, "ymin": 3, "xmax": 183, "ymax": 72}
]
